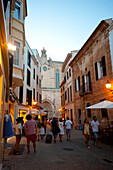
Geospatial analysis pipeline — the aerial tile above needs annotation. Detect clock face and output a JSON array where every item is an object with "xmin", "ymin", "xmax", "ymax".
[{"xmin": 43, "ymin": 66, "xmax": 47, "ymax": 71}]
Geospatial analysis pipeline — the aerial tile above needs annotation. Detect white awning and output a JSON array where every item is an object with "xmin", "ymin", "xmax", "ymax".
[{"xmin": 86, "ymin": 100, "xmax": 113, "ymax": 109}]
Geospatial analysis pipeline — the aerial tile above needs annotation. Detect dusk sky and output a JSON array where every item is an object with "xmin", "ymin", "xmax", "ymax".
[{"xmin": 25, "ymin": 0, "xmax": 113, "ymax": 61}]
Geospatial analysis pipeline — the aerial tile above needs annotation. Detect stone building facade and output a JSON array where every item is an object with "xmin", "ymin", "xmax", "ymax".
[
  {"xmin": 41, "ymin": 48, "xmax": 63, "ymax": 118},
  {"xmin": 70, "ymin": 19, "xmax": 113, "ymax": 128},
  {"xmin": 17, "ymin": 41, "xmax": 42, "ymax": 122}
]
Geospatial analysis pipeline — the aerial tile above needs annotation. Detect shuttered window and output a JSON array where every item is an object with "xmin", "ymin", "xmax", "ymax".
[{"xmin": 95, "ymin": 62, "xmax": 98, "ymax": 80}]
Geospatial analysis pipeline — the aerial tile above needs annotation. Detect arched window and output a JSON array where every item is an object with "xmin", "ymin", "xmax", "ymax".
[{"xmin": 56, "ymin": 70, "xmax": 60, "ymax": 88}]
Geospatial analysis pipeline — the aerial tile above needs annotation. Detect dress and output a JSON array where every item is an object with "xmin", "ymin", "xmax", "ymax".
[
  {"xmin": 51, "ymin": 119, "xmax": 59, "ymax": 135},
  {"xmin": 3, "ymin": 114, "xmax": 14, "ymax": 138},
  {"xmin": 59, "ymin": 122, "xmax": 64, "ymax": 135},
  {"xmin": 84, "ymin": 123, "xmax": 90, "ymax": 135}
]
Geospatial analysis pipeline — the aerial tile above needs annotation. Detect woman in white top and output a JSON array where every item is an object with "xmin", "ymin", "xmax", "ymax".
[
  {"xmin": 59, "ymin": 118, "xmax": 64, "ymax": 142},
  {"xmin": 14, "ymin": 117, "xmax": 23, "ymax": 155}
]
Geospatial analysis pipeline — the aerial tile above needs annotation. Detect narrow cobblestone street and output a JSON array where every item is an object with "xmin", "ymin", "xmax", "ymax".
[{"xmin": 2, "ymin": 129, "xmax": 113, "ymax": 170}]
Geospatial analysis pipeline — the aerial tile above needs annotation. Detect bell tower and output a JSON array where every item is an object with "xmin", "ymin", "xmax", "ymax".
[{"xmin": 41, "ymin": 47, "xmax": 47, "ymax": 63}]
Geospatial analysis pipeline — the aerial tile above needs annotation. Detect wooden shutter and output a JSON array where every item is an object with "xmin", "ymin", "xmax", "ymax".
[
  {"xmin": 95, "ymin": 62, "xmax": 98, "ymax": 80},
  {"xmin": 75, "ymin": 79, "xmax": 76, "ymax": 91},
  {"xmin": 78, "ymin": 76, "xmax": 80, "ymax": 90},
  {"xmin": 82, "ymin": 75, "xmax": 85, "ymax": 92},
  {"xmin": 88, "ymin": 71, "xmax": 92, "ymax": 91},
  {"xmin": 102, "ymin": 56, "xmax": 107, "ymax": 76}
]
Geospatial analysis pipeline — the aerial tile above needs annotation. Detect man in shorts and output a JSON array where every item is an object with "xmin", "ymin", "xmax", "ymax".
[
  {"xmin": 91, "ymin": 116, "xmax": 100, "ymax": 148},
  {"xmin": 25, "ymin": 114, "xmax": 37, "ymax": 153},
  {"xmin": 65, "ymin": 117, "xmax": 73, "ymax": 141}
]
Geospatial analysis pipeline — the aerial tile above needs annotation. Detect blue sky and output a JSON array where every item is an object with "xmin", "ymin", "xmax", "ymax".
[{"xmin": 25, "ymin": 0, "xmax": 113, "ymax": 61}]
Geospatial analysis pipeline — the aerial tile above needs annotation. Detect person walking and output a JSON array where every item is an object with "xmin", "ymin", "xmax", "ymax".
[
  {"xmin": 24, "ymin": 114, "xmax": 37, "ymax": 153},
  {"xmin": 65, "ymin": 117, "xmax": 72, "ymax": 141},
  {"xmin": 3, "ymin": 110, "xmax": 14, "ymax": 143},
  {"xmin": 40, "ymin": 122, "xmax": 45, "ymax": 140},
  {"xmin": 14, "ymin": 117, "xmax": 23, "ymax": 155},
  {"xmin": 35, "ymin": 116, "xmax": 41, "ymax": 141},
  {"xmin": 82, "ymin": 118, "xmax": 90, "ymax": 148},
  {"xmin": 91, "ymin": 116, "xmax": 100, "ymax": 148},
  {"xmin": 51, "ymin": 117, "xmax": 60, "ymax": 143},
  {"xmin": 59, "ymin": 118, "xmax": 64, "ymax": 142}
]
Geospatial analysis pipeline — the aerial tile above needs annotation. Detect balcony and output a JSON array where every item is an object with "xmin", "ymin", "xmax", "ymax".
[{"xmin": 79, "ymin": 83, "xmax": 92, "ymax": 96}]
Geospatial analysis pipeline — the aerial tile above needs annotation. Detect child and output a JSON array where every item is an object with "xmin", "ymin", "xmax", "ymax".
[
  {"xmin": 82, "ymin": 118, "xmax": 90, "ymax": 148},
  {"xmin": 40, "ymin": 123, "xmax": 45, "ymax": 140},
  {"xmin": 14, "ymin": 117, "xmax": 23, "ymax": 155}
]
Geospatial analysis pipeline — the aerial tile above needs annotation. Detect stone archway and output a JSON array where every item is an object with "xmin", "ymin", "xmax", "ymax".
[{"xmin": 42, "ymin": 99, "xmax": 54, "ymax": 118}]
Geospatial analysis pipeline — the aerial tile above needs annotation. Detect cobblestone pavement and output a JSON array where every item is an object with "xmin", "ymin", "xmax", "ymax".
[{"xmin": 2, "ymin": 129, "xmax": 113, "ymax": 170}]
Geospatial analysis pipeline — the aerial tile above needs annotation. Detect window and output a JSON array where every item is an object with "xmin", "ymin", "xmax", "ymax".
[
  {"xmin": 43, "ymin": 66, "xmax": 47, "ymax": 71},
  {"xmin": 37, "ymin": 92, "xmax": 38, "ymax": 102},
  {"xmin": 67, "ymin": 71, "xmax": 69, "ymax": 79},
  {"xmin": 27, "ymin": 51, "xmax": 31, "ymax": 68},
  {"xmin": 37, "ymin": 75, "xmax": 38, "ymax": 85},
  {"xmin": 14, "ymin": 1, "xmax": 21, "ymax": 20},
  {"xmin": 26, "ymin": 89, "xmax": 32, "ymax": 106},
  {"xmin": 95, "ymin": 56, "xmax": 107, "ymax": 80},
  {"xmin": 14, "ymin": 41, "xmax": 20, "ymax": 66},
  {"xmin": 64, "ymin": 75, "xmax": 66, "ymax": 83},
  {"xmin": 27, "ymin": 69, "xmax": 30, "ymax": 86},
  {"xmin": 69, "ymin": 68, "xmax": 71, "ymax": 77},
  {"xmin": 39, "ymin": 79, "xmax": 41, "ymax": 88},
  {"xmin": 78, "ymin": 109, "xmax": 81, "ymax": 124},
  {"xmin": 19, "ymin": 86, "xmax": 23, "ymax": 103},
  {"xmin": 33, "ymin": 68, "xmax": 35, "ymax": 80},
  {"xmin": 75, "ymin": 76, "xmax": 80, "ymax": 91},
  {"xmin": 40, "ymin": 67, "xmax": 41, "ymax": 72},
  {"xmin": 70, "ymin": 86, "xmax": 72, "ymax": 102},
  {"xmin": 56, "ymin": 70, "xmax": 60, "ymax": 88},
  {"xmin": 33, "ymin": 88, "xmax": 35, "ymax": 100},
  {"xmin": 68, "ymin": 88, "xmax": 69, "ymax": 103},
  {"xmin": 39, "ymin": 94, "xmax": 42, "ymax": 103}
]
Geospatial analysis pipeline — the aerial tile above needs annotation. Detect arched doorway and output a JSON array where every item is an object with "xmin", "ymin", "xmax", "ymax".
[{"xmin": 42, "ymin": 99, "xmax": 54, "ymax": 118}]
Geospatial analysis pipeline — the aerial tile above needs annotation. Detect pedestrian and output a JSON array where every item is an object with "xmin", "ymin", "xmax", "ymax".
[
  {"xmin": 59, "ymin": 118, "xmax": 64, "ymax": 142},
  {"xmin": 65, "ymin": 117, "xmax": 73, "ymax": 141},
  {"xmin": 43, "ymin": 118, "xmax": 47, "ymax": 134},
  {"xmin": 51, "ymin": 117, "xmax": 60, "ymax": 143},
  {"xmin": 91, "ymin": 116, "xmax": 100, "ymax": 148},
  {"xmin": 40, "ymin": 122, "xmax": 45, "ymax": 140},
  {"xmin": 24, "ymin": 114, "xmax": 37, "ymax": 153},
  {"xmin": 35, "ymin": 116, "xmax": 41, "ymax": 141},
  {"xmin": 3, "ymin": 110, "xmax": 14, "ymax": 143},
  {"xmin": 82, "ymin": 118, "xmax": 90, "ymax": 148},
  {"xmin": 14, "ymin": 117, "xmax": 23, "ymax": 155}
]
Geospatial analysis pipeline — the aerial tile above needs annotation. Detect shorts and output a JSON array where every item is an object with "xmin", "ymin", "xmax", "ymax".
[
  {"xmin": 26, "ymin": 134, "xmax": 36, "ymax": 143},
  {"xmin": 84, "ymin": 132, "xmax": 90, "ymax": 135},
  {"xmin": 93, "ymin": 132, "xmax": 98, "ymax": 139},
  {"xmin": 16, "ymin": 135, "xmax": 21, "ymax": 140},
  {"xmin": 66, "ymin": 129, "xmax": 71, "ymax": 134}
]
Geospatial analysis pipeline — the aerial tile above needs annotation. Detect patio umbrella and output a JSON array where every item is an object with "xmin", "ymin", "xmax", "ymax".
[{"xmin": 86, "ymin": 100, "xmax": 113, "ymax": 109}]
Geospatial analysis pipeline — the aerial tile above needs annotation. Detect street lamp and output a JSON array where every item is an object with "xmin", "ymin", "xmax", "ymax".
[
  {"xmin": 105, "ymin": 80, "xmax": 111, "ymax": 89},
  {"xmin": 33, "ymin": 101, "xmax": 37, "ymax": 105}
]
